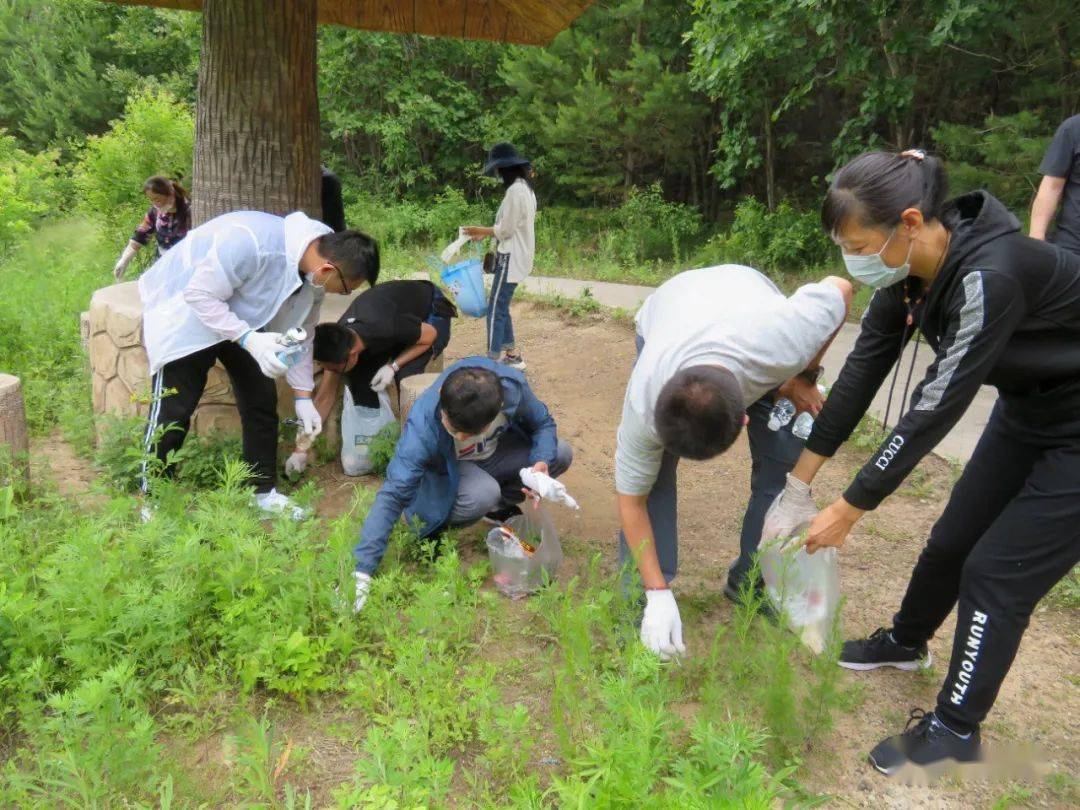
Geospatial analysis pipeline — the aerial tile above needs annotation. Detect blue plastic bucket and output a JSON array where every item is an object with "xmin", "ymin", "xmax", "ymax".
[{"xmin": 439, "ymin": 257, "xmax": 487, "ymax": 317}]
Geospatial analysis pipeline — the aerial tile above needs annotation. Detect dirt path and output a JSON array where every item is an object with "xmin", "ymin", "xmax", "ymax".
[{"xmin": 437, "ymin": 300, "xmax": 1078, "ymax": 807}]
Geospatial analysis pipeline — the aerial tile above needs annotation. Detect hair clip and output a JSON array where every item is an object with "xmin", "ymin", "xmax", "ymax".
[{"xmin": 901, "ymin": 148, "xmax": 926, "ymax": 162}]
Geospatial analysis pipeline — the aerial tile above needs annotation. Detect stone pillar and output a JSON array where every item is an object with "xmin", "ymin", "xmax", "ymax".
[
  {"xmin": 84, "ymin": 282, "xmax": 297, "ymax": 437},
  {"xmin": 0, "ymin": 374, "xmax": 29, "ymax": 483}
]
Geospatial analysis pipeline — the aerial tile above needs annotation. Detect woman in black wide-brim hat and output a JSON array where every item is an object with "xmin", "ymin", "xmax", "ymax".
[{"xmin": 462, "ymin": 142, "xmax": 537, "ymax": 371}]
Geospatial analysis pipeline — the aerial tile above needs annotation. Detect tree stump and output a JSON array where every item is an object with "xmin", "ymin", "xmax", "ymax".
[
  {"xmin": 0, "ymin": 374, "xmax": 29, "ymax": 483},
  {"xmin": 398, "ymin": 373, "xmax": 440, "ymax": 424}
]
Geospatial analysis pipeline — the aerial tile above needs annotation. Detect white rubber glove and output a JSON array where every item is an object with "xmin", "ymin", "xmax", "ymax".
[
  {"xmin": 519, "ymin": 467, "xmax": 579, "ymax": 509},
  {"xmin": 640, "ymin": 588, "xmax": 685, "ymax": 660},
  {"xmin": 238, "ymin": 330, "xmax": 289, "ymax": 378},
  {"xmin": 293, "ymin": 397, "xmax": 322, "ymax": 438},
  {"xmin": 370, "ymin": 364, "xmax": 396, "ymax": 392},
  {"xmin": 762, "ymin": 473, "xmax": 818, "ymax": 548},
  {"xmin": 353, "ymin": 571, "xmax": 372, "ymax": 613},
  {"xmin": 113, "ymin": 242, "xmax": 138, "ymax": 281},
  {"xmin": 285, "ymin": 450, "xmax": 308, "ymax": 478}
]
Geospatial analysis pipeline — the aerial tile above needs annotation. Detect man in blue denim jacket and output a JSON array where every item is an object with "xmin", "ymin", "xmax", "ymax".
[{"xmin": 351, "ymin": 357, "xmax": 573, "ymax": 610}]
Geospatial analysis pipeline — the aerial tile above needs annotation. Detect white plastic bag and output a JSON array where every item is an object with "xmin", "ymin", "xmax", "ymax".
[
  {"xmin": 759, "ymin": 526, "xmax": 841, "ymax": 654},
  {"xmin": 484, "ymin": 505, "xmax": 563, "ymax": 599},
  {"xmin": 340, "ymin": 387, "xmax": 395, "ymax": 476}
]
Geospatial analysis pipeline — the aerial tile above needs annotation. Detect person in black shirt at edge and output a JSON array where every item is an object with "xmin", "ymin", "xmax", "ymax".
[
  {"xmin": 321, "ymin": 166, "xmax": 347, "ymax": 233},
  {"xmin": 764, "ymin": 149, "xmax": 1080, "ymax": 777},
  {"xmin": 1030, "ymin": 114, "xmax": 1080, "ymax": 256},
  {"xmin": 283, "ymin": 280, "xmax": 456, "ymax": 477}
]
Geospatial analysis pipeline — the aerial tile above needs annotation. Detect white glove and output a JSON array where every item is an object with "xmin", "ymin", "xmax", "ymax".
[
  {"xmin": 762, "ymin": 473, "xmax": 818, "ymax": 548},
  {"xmin": 113, "ymin": 243, "xmax": 138, "ymax": 281},
  {"xmin": 293, "ymin": 397, "xmax": 322, "ymax": 438},
  {"xmin": 285, "ymin": 450, "xmax": 308, "ymax": 477},
  {"xmin": 370, "ymin": 364, "xmax": 396, "ymax": 392},
  {"xmin": 353, "ymin": 571, "xmax": 371, "ymax": 613},
  {"xmin": 519, "ymin": 467, "xmax": 579, "ymax": 509},
  {"xmin": 238, "ymin": 330, "xmax": 289, "ymax": 378},
  {"xmin": 640, "ymin": 588, "xmax": 685, "ymax": 660}
]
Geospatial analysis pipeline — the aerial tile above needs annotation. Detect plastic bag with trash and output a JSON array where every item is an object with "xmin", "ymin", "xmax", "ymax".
[
  {"xmin": 340, "ymin": 387, "xmax": 396, "ymax": 476},
  {"xmin": 759, "ymin": 526, "xmax": 841, "ymax": 654},
  {"xmin": 485, "ymin": 505, "xmax": 563, "ymax": 599}
]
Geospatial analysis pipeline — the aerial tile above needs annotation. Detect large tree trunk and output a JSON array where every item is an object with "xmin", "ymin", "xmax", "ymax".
[
  {"xmin": 193, "ymin": 0, "xmax": 321, "ymax": 226},
  {"xmin": 0, "ymin": 374, "xmax": 28, "ymax": 485},
  {"xmin": 763, "ymin": 103, "xmax": 776, "ymax": 213}
]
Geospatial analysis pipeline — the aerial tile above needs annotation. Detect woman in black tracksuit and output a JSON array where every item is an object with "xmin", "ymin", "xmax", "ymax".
[{"xmin": 773, "ymin": 150, "xmax": 1080, "ymax": 776}]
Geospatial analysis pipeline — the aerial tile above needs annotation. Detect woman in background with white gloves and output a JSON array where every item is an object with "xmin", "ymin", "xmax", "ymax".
[
  {"xmin": 137, "ymin": 209, "xmax": 379, "ymax": 518},
  {"xmin": 113, "ymin": 176, "xmax": 192, "ymax": 281}
]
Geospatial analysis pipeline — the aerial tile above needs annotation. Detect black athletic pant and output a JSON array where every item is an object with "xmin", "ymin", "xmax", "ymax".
[
  {"xmin": 889, "ymin": 400, "xmax": 1080, "ymax": 733},
  {"xmin": 142, "ymin": 341, "xmax": 278, "ymax": 494}
]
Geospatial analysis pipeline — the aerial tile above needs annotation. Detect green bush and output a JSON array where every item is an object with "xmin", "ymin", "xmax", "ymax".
[
  {"xmin": 346, "ymin": 186, "xmax": 490, "ymax": 248},
  {"xmin": 0, "ymin": 219, "xmax": 111, "ymax": 434},
  {"xmin": 701, "ymin": 197, "xmax": 835, "ymax": 277},
  {"xmin": 0, "ymin": 130, "xmax": 62, "ymax": 254},
  {"xmin": 608, "ymin": 182, "xmax": 705, "ymax": 264},
  {"xmin": 72, "ymin": 88, "xmax": 194, "ymax": 247},
  {"xmin": 366, "ymin": 420, "xmax": 401, "ymax": 477}
]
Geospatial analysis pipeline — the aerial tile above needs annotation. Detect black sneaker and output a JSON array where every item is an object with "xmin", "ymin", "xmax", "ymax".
[
  {"xmin": 482, "ymin": 504, "xmax": 523, "ymax": 526},
  {"xmin": 869, "ymin": 709, "xmax": 981, "ymax": 776},
  {"xmin": 840, "ymin": 627, "xmax": 931, "ymax": 671}
]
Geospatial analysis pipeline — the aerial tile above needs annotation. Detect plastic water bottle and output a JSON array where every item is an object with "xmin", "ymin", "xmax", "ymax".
[
  {"xmin": 276, "ymin": 327, "xmax": 307, "ymax": 368},
  {"xmin": 789, "ymin": 386, "xmax": 827, "ymax": 440},
  {"xmin": 767, "ymin": 398, "xmax": 796, "ymax": 431},
  {"xmin": 791, "ymin": 411, "xmax": 815, "ymax": 440}
]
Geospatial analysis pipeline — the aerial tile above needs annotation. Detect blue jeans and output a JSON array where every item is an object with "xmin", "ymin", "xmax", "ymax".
[
  {"xmin": 617, "ymin": 335, "xmax": 804, "ymax": 589},
  {"xmin": 487, "ymin": 252, "xmax": 517, "ymax": 357}
]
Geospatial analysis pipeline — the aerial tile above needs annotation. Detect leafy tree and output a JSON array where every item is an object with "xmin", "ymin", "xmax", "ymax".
[{"xmin": 0, "ymin": 1, "xmax": 198, "ymax": 154}]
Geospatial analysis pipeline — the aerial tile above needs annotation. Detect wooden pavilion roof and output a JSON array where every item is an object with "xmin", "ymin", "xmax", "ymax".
[{"xmin": 104, "ymin": 1, "xmax": 594, "ymax": 46}]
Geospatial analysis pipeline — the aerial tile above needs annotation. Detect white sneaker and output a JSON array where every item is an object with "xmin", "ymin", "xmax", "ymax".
[
  {"xmin": 139, "ymin": 504, "xmax": 155, "ymax": 523},
  {"xmin": 253, "ymin": 488, "xmax": 310, "ymax": 521}
]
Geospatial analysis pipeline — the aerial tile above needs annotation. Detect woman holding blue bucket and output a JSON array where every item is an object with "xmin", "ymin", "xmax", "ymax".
[{"xmin": 463, "ymin": 142, "xmax": 537, "ymax": 371}]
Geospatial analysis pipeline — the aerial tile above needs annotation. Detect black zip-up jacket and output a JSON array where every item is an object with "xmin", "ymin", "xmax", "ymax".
[{"xmin": 807, "ymin": 190, "xmax": 1080, "ymax": 510}]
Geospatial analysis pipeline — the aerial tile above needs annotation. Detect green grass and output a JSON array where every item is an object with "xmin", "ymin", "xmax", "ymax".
[
  {"xmin": 0, "ymin": 219, "xmax": 114, "ymax": 437},
  {"xmin": 0, "ymin": 425, "xmax": 858, "ymax": 805}
]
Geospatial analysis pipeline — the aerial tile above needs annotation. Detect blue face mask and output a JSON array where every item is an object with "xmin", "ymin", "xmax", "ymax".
[{"xmin": 841, "ymin": 227, "xmax": 913, "ymax": 288}]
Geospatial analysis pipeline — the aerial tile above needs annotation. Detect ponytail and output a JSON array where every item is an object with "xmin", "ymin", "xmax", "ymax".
[
  {"xmin": 821, "ymin": 149, "xmax": 949, "ymax": 235},
  {"xmin": 143, "ymin": 174, "xmax": 189, "ymax": 203}
]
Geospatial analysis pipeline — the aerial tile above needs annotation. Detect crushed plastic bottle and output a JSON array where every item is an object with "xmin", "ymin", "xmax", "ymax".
[
  {"xmin": 767, "ymin": 398, "xmax": 796, "ymax": 431},
  {"xmin": 276, "ymin": 327, "xmax": 307, "ymax": 368}
]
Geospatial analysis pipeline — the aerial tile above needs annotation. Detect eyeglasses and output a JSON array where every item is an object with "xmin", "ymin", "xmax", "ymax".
[{"xmin": 327, "ymin": 261, "xmax": 350, "ymax": 293}]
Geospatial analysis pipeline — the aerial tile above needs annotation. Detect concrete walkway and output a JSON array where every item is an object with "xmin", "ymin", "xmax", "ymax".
[{"xmin": 520, "ymin": 275, "xmax": 995, "ymax": 464}]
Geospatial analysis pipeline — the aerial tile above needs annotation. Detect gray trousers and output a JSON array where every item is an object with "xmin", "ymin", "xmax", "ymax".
[
  {"xmin": 450, "ymin": 431, "xmax": 574, "ymax": 525},
  {"xmin": 618, "ymin": 335, "xmax": 803, "ymax": 588}
]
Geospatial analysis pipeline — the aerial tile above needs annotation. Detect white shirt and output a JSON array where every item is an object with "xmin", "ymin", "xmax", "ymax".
[
  {"xmin": 615, "ymin": 265, "xmax": 846, "ymax": 495},
  {"xmin": 139, "ymin": 211, "xmax": 331, "ymax": 392},
  {"xmin": 493, "ymin": 179, "xmax": 536, "ymax": 283}
]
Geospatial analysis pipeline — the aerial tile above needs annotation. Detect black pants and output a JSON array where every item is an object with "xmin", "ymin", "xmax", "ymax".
[
  {"xmin": 889, "ymin": 400, "xmax": 1080, "ymax": 733},
  {"xmin": 142, "ymin": 341, "xmax": 278, "ymax": 494}
]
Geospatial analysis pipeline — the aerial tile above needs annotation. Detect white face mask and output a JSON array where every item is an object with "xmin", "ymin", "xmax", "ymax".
[{"xmin": 841, "ymin": 227, "xmax": 913, "ymax": 288}]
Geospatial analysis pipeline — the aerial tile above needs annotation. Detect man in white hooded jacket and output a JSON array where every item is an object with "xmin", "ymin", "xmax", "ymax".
[{"xmin": 138, "ymin": 210, "xmax": 379, "ymax": 516}]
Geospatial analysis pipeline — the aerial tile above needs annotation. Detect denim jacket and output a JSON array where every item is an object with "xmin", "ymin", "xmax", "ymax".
[{"xmin": 353, "ymin": 357, "xmax": 558, "ymax": 575}]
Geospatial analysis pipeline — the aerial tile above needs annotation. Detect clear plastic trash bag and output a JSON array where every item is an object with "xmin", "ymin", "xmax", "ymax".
[
  {"xmin": 484, "ymin": 505, "xmax": 563, "ymax": 599},
  {"xmin": 759, "ymin": 525, "xmax": 841, "ymax": 654},
  {"xmin": 340, "ymin": 387, "xmax": 396, "ymax": 476}
]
